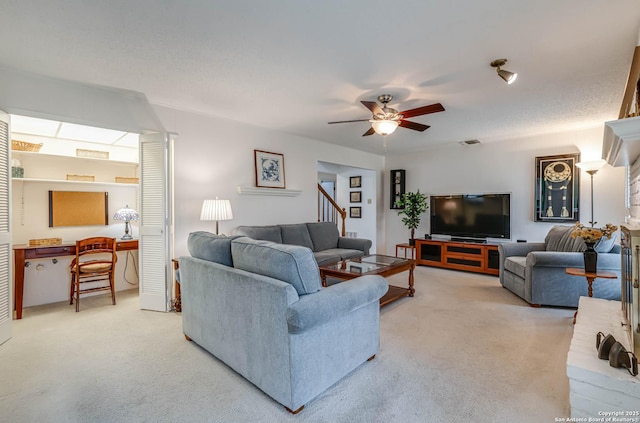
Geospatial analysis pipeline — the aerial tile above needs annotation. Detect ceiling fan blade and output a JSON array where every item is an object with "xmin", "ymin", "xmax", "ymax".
[
  {"xmin": 361, "ymin": 101, "xmax": 384, "ymax": 116},
  {"xmin": 362, "ymin": 127, "xmax": 376, "ymax": 137},
  {"xmin": 328, "ymin": 119, "xmax": 370, "ymax": 124},
  {"xmin": 399, "ymin": 103, "xmax": 445, "ymax": 119},
  {"xmin": 399, "ymin": 120, "xmax": 430, "ymax": 132}
]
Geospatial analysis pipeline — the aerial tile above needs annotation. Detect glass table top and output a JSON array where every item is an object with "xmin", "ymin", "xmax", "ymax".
[{"xmin": 321, "ymin": 254, "xmax": 408, "ymax": 276}]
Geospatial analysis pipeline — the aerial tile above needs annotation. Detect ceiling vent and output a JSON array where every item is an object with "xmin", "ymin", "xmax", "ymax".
[{"xmin": 460, "ymin": 139, "xmax": 481, "ymax": 145}]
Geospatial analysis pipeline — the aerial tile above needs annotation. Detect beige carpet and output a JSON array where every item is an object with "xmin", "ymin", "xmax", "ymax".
[{"xmin": 0, "ymin": 266, "xmax": 574, "ymax": 422}]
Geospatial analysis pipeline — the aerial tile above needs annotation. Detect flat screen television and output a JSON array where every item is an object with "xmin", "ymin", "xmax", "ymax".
[{"xmin": 430, "ymin": 193, "xmax": 511, "ymax": 240}]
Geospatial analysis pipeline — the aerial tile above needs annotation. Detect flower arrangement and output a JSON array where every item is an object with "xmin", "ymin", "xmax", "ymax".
[{"xmin": 570, "ymin": 222, "xmax": 618, "ymax": 244}]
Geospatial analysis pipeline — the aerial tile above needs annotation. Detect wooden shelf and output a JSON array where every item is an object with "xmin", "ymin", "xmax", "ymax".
[
  {"xmin": 11, "ymin": 150, "xmax": 138, "ymax": 166},
  {"xmin": 12, "ymin": 177, "xmax": 138, "ymax": 187},
  {"xmin": 415, "ymin": 239, "xmax": 500, "ymax": 275}
]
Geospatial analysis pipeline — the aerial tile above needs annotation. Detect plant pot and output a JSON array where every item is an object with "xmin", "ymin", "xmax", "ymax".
[
  {"xmin": 409, "ymin": 239, "xmax": 415, "ymax": 246},
  {"xmin": 583, "ymin": 242, "xmax": 598, "ymax": 273}
]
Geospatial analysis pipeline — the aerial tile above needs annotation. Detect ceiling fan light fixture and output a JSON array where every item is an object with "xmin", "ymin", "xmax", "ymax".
[
  {"xmin": 491, "ymin": 58, "xmax": 518, "ymax": 84},
  {"xmin": 370, "ymin": 119, "xmax": 399, "ymax": 136}
]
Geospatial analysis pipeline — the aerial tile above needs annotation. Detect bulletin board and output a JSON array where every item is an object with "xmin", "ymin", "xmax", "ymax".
[{"xmin": 49, "ymin": 191, "xmax": 109, "ymax": 227}]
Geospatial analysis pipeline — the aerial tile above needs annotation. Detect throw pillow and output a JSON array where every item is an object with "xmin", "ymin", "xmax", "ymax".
[
  {"xmin": 280, "ymin": 224, "xmax": 314, "ymax": 250},
  {"xmin": 231, "ymin": 237, "xmax": 321, "ymax": 295},
  {"xmin": 234, "ymin": 225, "xmax": 283, "ymax": 244},
  {"xmin": 187, "ymin": 231, "xmax": 239, "ymax": 267},
  {"xmin": 595, "ymin": 232, "xmax": 617, "ymax": 253},
  {"xmin": 306, "ymin": 222, "xmax": 340, "ymax": 252},
  {"xmin": 545, "ymin": 225, "xmax": 585, "ymax": 252}
]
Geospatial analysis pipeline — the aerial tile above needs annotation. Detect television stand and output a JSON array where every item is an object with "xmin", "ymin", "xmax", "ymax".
[
  {"xmin": 415, "ymin": 239, "xmax": 499, "ymax": 275},
  {"xmin": 450, "ymin": 237, "xmax": 487, "ymax": 244}
]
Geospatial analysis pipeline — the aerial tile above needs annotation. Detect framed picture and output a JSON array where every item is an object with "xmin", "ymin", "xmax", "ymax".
[
  {"xmin": 349, "ymin": 206, "xmax": 361, "ymax": 218},
  {"xmin": 350, "ymin": 176, "xmax": 362, "ymax": 188},
  {"xmin": 350, "ymin": 191, "xmax": 362, "ymax": 203},
  {"xmin": 535, "ymin": 153, "xmax": 580, "ymax": 222},
  {"xmin": 254, "ymin": 150, "xmax": 285, "ymax": 188}
]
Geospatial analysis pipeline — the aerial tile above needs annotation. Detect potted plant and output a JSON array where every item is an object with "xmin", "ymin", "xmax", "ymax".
[{"xmin": 397, "ymin": 190, "xmax": 428, "ymax": 245}]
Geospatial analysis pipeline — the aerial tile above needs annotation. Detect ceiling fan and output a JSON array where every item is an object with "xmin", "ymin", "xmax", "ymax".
[{"xmin": 328, "ymin": 94, "xmax": 445, "ymax": 137}]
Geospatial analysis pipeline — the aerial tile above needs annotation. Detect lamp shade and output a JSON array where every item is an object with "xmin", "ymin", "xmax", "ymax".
[
  {"xmin": 576, "ymin": 159, "xmax": 607, "ymax": 173},
  {"xmin": 370, "ymin": 119, "xmax": 399, "ymax": 136},
  {"xmin": 201, "ymin": 199, "xmax": 233, "ymax": 221},
  {"xmin": 113, "ymin": 205, "xmax": 139, "ymax": 222}
]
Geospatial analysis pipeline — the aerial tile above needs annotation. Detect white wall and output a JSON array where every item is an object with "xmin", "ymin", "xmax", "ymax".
[
  {"xmin": 384, "ymin": 126, "xmax": 627, "ymax": 254},
  {"xmin": 153, "ymin": 105, "xmax": 386, "ymax": 257}
]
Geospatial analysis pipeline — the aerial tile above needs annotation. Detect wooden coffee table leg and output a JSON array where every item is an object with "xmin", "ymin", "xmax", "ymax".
[
  {"xmin": 408, "ymin": 262, "xmax": 415, "ymax": 297},
  {"xmin": 320, "ymin": 272, "xmax": 327, "ymax": 288}
]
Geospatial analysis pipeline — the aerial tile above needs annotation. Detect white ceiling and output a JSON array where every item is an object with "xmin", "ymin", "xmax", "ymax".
[{"xmin": 1, "ymin": 1, "xmax": 639, "ymax": 155}]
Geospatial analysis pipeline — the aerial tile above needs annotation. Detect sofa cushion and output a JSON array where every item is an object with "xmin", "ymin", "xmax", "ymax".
[
  {"xmin": 313, "ymin": 250, "xmax": 343, "ymax": 266},
  {"xmin": 306, "ymin": 222, "xmax": 340, "ymax": 252},
  {"xmin": 231, "ymin": 237, "xmax": 322, "ymax": 295},
  {"xmin": 280, "ymin": 224, "xmax": 314, "ymax": 250},
  {"xmin": 595, "ymin": 232, "xmax": 617, "ymax": 253},
  {"xmin": 235, "ymin": 225, "xmax": 283, "ymax": 244},
  {"xmin": 187, "ymin": 231, "xmax": 238, "ymax": 267},
  {"xmin": 545, "ymin": 225, "xmax": 585, "ymax": 252},
  {"xmin": 504, "ymin": 256, "xmax": 527, "ymax": 279}
]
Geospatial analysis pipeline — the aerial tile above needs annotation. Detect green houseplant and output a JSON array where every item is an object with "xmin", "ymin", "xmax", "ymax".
[{"xmin": 397, "ymin": 190, "xmax": 428, "ymax": 245}]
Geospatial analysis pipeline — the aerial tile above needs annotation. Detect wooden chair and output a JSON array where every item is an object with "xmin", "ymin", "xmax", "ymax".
[{"xmin": 69, "ymin": 237, "xmax": 117, "ymax": 312}]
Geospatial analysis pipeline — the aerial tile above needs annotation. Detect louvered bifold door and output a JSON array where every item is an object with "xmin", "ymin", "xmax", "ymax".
[
  {"xmin": 0, "ymin": 111, "xmax": 12, "ymax": 345},
  {"xmin": 138, "ymin": 132, "xmax": 173, "ymax": 312}
]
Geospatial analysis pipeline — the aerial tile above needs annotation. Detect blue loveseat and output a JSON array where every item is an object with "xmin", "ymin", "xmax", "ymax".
[
  {"xmin": 179, "ymin": 231, "xmax": 388, "ymax": 413},
  {"xmin": 235, "ymin": 222, "xmax": 371, "ymax": 265},
  {"xmin": 498, "ymin": 225, "xmax": 621, "ymax": 307}
]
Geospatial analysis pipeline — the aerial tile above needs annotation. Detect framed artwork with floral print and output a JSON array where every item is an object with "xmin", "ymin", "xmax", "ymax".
[{"xmin": 254, "ymin": 150, "xmax": 285, "ymax": 188}]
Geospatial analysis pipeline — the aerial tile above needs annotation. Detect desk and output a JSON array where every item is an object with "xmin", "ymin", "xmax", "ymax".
[{"xmin": 13, "ymin": 239, "xmax": 138, "ymax": 319}]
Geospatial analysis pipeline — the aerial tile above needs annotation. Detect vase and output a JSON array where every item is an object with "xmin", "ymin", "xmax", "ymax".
[{"xmin": 583, "ymin": 242, "xmax": 598, "ymax": 273}]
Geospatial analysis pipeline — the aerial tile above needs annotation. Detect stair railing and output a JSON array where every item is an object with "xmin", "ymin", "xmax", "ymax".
[{"xmin": 317, "ymin": 183, "xmax": 346, "ymax": 236}]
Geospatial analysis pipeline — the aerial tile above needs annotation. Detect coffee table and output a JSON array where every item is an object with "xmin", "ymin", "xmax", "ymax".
[{"xmin": 319, "ymin": 254, "xmax": 415, "ymax": 306}]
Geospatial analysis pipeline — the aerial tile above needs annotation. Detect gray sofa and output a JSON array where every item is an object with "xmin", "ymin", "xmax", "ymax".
[
  {"xmin": 179, "ymin": 231, "xmax": 388, "ymax": 413},
  {"xmin": 235, "ymin": 222, "xmax": 372, "ymax": 265},
  {"xmin": 498, "ymin": 225, "xmax": 621, "ymax": 307}
]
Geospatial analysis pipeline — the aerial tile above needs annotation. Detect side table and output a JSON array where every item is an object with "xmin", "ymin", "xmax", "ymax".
[
  {"xmin": 395, "ymin": 243, "xmax": 416, "ymax": 260},
  {"xmin": 565, "ymin": 267, "xmax": 617, "ymax": 323},
  {"xmin": 172, "ymin": 259, "xmax": 181, "ymax": 312}
]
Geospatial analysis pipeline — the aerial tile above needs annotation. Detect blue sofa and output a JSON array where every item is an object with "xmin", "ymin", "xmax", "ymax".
[
  {"xmin": 179, "ymin": 231, "xmax": 388, "ymax": 413},
  {"xmin": 234, "ymin": 222, "xmax": 371, "ymax": 265},
  {"xmin": 498, "ymin": 225, "xmax": 621, "ymax": 307}
]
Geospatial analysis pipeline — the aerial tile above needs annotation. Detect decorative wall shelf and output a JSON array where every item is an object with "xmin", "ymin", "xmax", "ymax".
[{"xmin": 236, "ymin": 185, "xmax": 301, "ymax": 196}]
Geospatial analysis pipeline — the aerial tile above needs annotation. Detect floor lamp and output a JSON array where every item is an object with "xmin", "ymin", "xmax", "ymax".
[
  {"xmin": 200, "ymin": 198, "xmax": 233, "ymax": 235},
  {"xmin": 576, "ymin": 159, "xmax": 607, "ymax": 227}
]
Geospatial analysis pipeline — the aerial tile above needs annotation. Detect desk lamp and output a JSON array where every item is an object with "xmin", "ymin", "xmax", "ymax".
[
  {"xmin": 201, "ymin": 198, "xmax": 233, "ymax": 235},
  {"xmin": 113, "ymin": 205, "xmax": 139, "ymax": 240}
]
